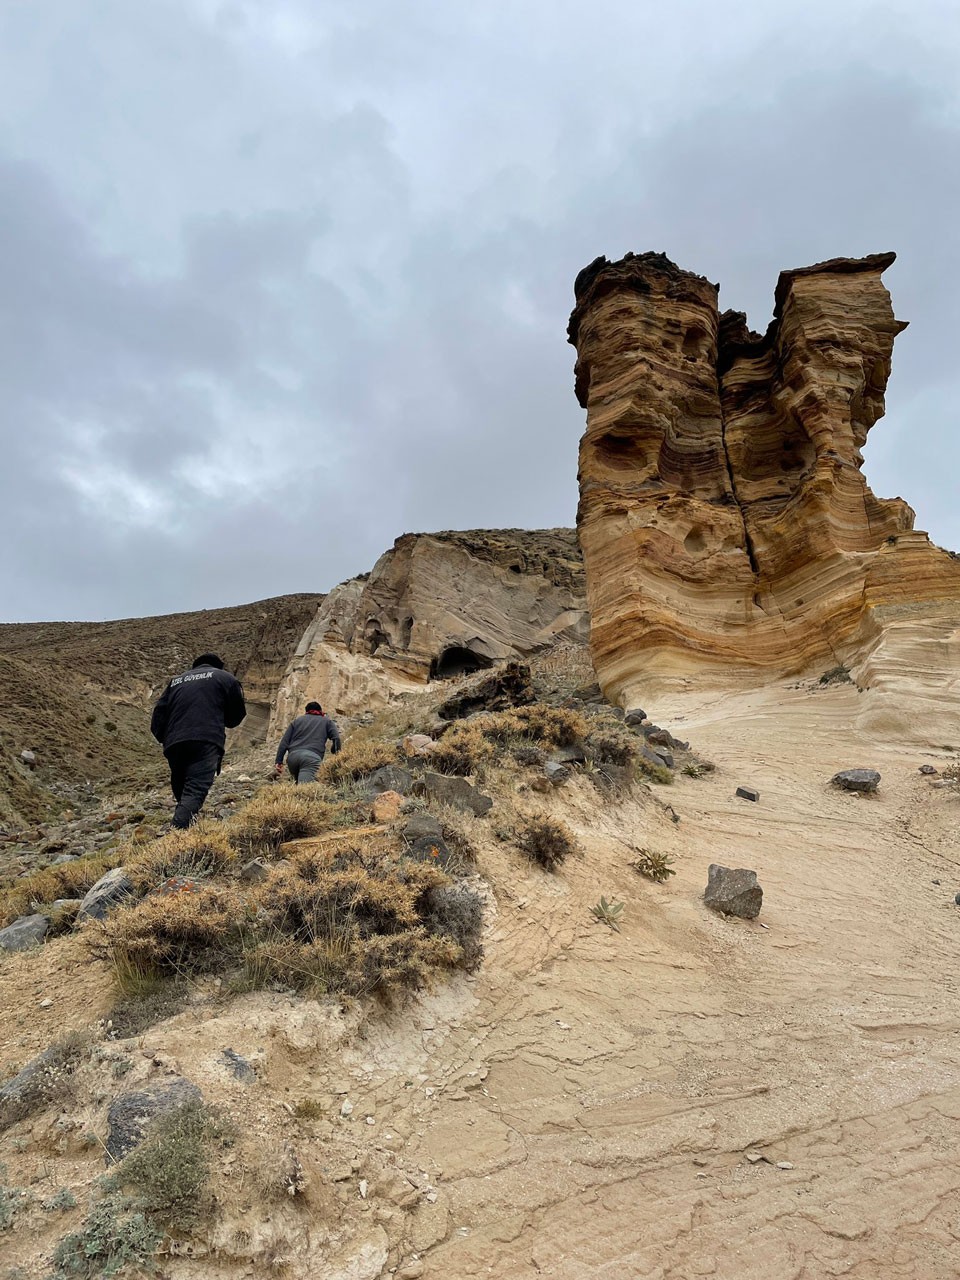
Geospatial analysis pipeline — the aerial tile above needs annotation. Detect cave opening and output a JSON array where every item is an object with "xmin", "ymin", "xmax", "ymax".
[{"xmin": 430, "ymin": 646, "xmax": 494, "ymax": 680}]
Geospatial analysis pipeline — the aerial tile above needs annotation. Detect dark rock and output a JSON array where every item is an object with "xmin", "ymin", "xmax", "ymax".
[
  {"xmin": 653, "ymin": 750, "xmax": 675, "ymax": 770},
  {"xmin": 831, "ymin": 769, "xmax": 880, "ymax": 794},
  {"xmin": 543, "ymin": 761, "xmax": 571, "ymax": 787},
  {"xmin": 239, "ymin": 859, "xmax": 269, "ymax": 884},
  {"xmin": 403, "ymin": 814, "xmax": 444, "ymax": 842},
  {"xmin": 77, "ymin": 867, "xmax": 135, "ymax": 921},
  {"xmin": 624, "ymin": 708, "xmax": 648, "ymax": 727},
  {"xmin": 0, "ymin": 914, "xmax": 48, "ymax": 952},
  {"xmin": 437, "ymin": 661, "xmax": 533, "ymax": 721},
  {"xmin": 955, "ymin": 892, "xmax": 960, "ymax": 906},
  {"xmin": 644, "ymin": 725, "xmax": 690, "ymax": 751},
  {"xmin": 221, "ymin": 1049, "xmax": 256, "ymax": 1083},
  {"xmin": 413, "ymin": 772, "xmax": 493, "ymax": 816},
  {"xmin": 919, "ymin": 764, "xmax": 938, "ymax": 775},
  {"xmin": 735, "ymin": 786, "xmax": 760, "ymax": 803},
  {"xmin": 406, "ymin": 835, "xmax": 452, "ymax": 869},
  {"xmin": 704, "ymin": 864, "xmax": 763, "ymax": 920},
  {"xmin": 640, "ymin": 745, "xmax": 671, "ymax": 771},
  {"xmin": 572, "ymin": 682, "xmax": 604, "ymax": 704},
  {"xmin": 364, "ymin": 765, "xmax": 415, "ymax": 797},
  {"xmin": 106, "ymin": 1078, "xmax": 202, "ymax": 1161}
]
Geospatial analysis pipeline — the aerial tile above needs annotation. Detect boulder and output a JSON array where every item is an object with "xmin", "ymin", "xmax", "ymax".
[
  {"xmin": 106, "ymin": 1078, "xmax": 202, "ymax": 1161},
  {"xmin": 371, "ymin": 791, "xmax": 404, "ymax": 823},
  {"xmin": 239, "ymin": 858, "xmax": 269, "ymax": 884},
  {"xmin": 543, "ymin": 761, "xmax": 571, "ymax": 787},
  {"xmin": 549, "ymin": 743, "xmax": 588, "ymax": 765},
  {"xmin": 624, "ymin": 708, "xmax": 648, "ymax": 727},
  {"xmin": 644, "ymin": 725, "xmax": 689, "ymax": 751},
  {"xmin": 403, "ymin": 814, "xmax": 444, "ymax": 842},
  {"xmin": 831, "ymin": 769, "xmax": 881, "ymax": 794},
  {"xmin": 364, "ymin": 765, "xmax": 415, "ymax": 798},
  {"xmin": 413, "ymin": 772, "xmax": 493, "ymax": 816},
  {"xmin": 918, "ymin": 764, "xmax": 938, "ymax": 775},
  {"xmin": 402, "ymin": 734, "xmax": 436, "ymax": 758},
  {"xmin": 704, "ymin": 864, "xmax": 763, "ymax": 919},
  {"xmin": 0, "ymin": 1042, "xmax": 84, "ymax": 1129},
  {"xmin": 76, "ymin": 867, "xmax": 135, "ymax": 922},
  {"xmin": 0, "ymin": 914, "xmax": 48, "ymax": 952},
  {"xmin": 19, "ymin": 750, "xmax": 37, "ymax": 769},
  {"xmin": 406, "ymin": 835, "xmax": 452, "ymax": 869},
  {"xmin": 653, "ymin": 750, "xmax": 675, "ymax": 770}
]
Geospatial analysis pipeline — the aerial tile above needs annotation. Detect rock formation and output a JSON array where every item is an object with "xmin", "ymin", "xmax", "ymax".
[
  {"xmin": 271, "ymin": 529, "xmax": 588, "ymax": 726},
  {"xmin": 570, "ymin": 250, "xmax": 960, "ymax": 705}
]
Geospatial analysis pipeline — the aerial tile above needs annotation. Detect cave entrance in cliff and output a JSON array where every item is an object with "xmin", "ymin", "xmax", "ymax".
[{"xmin": 431, "ymin": 646, "xmax": 494, "ymax": 680}]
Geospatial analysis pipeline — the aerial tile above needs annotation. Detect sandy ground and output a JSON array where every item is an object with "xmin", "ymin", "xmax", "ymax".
[{"xmin": 2, "ymin": 677, "xmax": 959, "ymax": 1278}]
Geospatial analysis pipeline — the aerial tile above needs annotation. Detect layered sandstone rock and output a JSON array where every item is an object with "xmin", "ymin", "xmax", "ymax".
[
  {"xmin": 570, "ymin": 251, "xmax": 960, "ymax": 705},
  {"xmin": 271, "ymin": 529, "xmax": 588, "ymax": 727}
]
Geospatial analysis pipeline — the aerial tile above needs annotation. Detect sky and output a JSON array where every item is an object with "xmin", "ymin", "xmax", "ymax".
[{"xmin": 2, "ymin": 0, "xmax": 959, "ymax": 621}]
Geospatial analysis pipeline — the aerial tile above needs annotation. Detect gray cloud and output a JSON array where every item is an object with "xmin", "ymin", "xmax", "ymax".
[{"xmin": 1, "ymin": 0, "xmax": 959, "ymax": 619}]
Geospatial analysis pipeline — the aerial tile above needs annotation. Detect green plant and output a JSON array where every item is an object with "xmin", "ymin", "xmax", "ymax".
[
  {"xmin": 50, "ymin": 1194, "xmax": 160, "ymax": 1277},
  {"xmin": 630, "ymin": 849, "xmax": 676, "ymax": 882},
  {"xmin": 292, "ymin": 1098, "xmax": 325, "ymax": 1120},
  {"xmin": 590, "ymin": 897, "xmax": 625, "ymax": 932},
  {"xmin": 517, "ymin": 817, "xmax": 577, "ymax": 872},
  {"xmin": 682, "ymin": 763, "xmax": 703, "ymax": 778},
  {"xmin": 42, "ymin": 1187, "xmax": 78, "ymax": 1212},
  {"xmin": 0, "ymin": 1031, "xmax": 91, "ymax": 1132},
  {"xmin": 0, "ymin": 1184, "xmax": 30, "ymax": 1231},
  {"xmin": 107, "ymin": 1101, "xmax": 230, "ymax": 1233},
  {"xmin": 636, "ymin": 757, "xmax": 674, "ymax": 785}
]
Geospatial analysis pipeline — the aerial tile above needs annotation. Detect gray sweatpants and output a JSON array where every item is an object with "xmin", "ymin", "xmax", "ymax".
[{"xmin": 287, "ymin": 749, "xmax": 323, "ymax": 783}]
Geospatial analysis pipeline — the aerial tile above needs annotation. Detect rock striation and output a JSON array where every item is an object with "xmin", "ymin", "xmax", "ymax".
[
  {"xmin": 570, "ymin": 251, "xmax": 960, "ymax": 705},
  {"xmin": 271, "ymin": 529, "xmax": 588, "ymax": 724}
]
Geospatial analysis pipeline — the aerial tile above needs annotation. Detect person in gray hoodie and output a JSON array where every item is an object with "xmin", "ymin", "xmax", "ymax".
[{"xmin": 274, "ymin": 701, "xmax": 341, "ymax": 783}]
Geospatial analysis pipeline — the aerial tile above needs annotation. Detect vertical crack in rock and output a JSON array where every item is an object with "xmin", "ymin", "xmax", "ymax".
[{"xmin": 570, "ymin": 250, "xmax": 960, "ymax": 705}]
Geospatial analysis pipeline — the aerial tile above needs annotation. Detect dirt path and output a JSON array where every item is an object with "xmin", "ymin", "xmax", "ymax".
[{"xmin": 378, "ymin": 681, "xmax": 960, "ymax": 1278}]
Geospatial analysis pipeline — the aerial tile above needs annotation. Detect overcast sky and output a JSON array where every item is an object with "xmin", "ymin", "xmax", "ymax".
[{"xmin": 2, "ymin": 1, "xmax": 958, "ymax": 621}]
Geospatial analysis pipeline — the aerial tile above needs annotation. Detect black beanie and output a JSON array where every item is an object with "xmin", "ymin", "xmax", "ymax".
[
  {"xmin": 305, "ymin": 701, "xmax": 323, "ymax": 714},
  {"xmin": 193, "ymin": 653, "xmax": 225, "ymax": 669}
]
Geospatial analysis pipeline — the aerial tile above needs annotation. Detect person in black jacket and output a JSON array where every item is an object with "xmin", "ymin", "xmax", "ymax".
[
  {"xmin": 274, "ymin": 701, "xmax": 341, "ymax": 783},
  {"xmin": 151, "ymin": 653, "xmax": 246, "ymax": 829}
]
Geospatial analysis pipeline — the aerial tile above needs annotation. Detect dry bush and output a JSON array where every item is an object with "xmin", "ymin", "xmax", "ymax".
[
  {"xmin": 518, "ymin": 817, "xmax": 578, "ymax": 872},
  {"xmin": 320, "ymin": 737, "xmax": 398, "ymax": 785},
  {"xmin": 0, "ymin": 850, "xmax": 123, "ymax": 926},
  {"xmin": 127, "ymin": 824, "xmax": 237, "ymax": 890},
  {"xmin": 96, "ymin": 884, "xmax": 245, "ymax": 985},
  {"xmin": 428, "ymin": 722, "xmax": 494, "ymax": 776},
  {"xmin": 107, "ymin": 982, "xmax": 188, "ymax": 1039},
  {"xmin": 0, "ymin": 1031, "xmax": 91, "ymax": 1132},
  {"xmin": 228, "ymin": 787, "xmax": 335, "ymax": 857},
  {"xmin": 421, "ymin": 882, "xmax": 483, "ymax": 970},
  {"xmin": 636, "ymin": 757, "xmax": 674, "ymax": 785},
  {"xmin": 480, "ymin": 704, "xmax": 589, "ymax": 748},
  {"xmin": 586, "ymin": 726, "xmax": 637, "ymax": 768}
]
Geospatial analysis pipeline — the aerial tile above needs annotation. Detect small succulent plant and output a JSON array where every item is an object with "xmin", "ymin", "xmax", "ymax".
[
  {"xmin": 590, "ymin": 896, "xmax": 624, "ymax": 931},
  {"xmin": 630, "ymin": 849, "xmax": 676, "ymax": 883}
]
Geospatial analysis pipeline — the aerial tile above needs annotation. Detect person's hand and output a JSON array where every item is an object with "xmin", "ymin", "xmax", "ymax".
[{"xmin": 273, "ymin": 762, "xmax": 283, "ymax": 776}]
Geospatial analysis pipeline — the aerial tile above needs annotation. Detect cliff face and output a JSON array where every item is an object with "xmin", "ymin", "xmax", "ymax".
[
  {"xmin": 271, "ymin": 529, "xmax": 588, "ymax": 728},
  {"xmin": 570, "ymin": 251, "xmax": 960, "ymax": 705}
]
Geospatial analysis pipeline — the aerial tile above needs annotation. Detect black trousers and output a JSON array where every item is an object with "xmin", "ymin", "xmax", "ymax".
[{"xmin": 165, "ymin": 742, "xmax": 222, "ymax": 830}]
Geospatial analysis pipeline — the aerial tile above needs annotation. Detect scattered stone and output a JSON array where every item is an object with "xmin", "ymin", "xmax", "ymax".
[
  {"xmin": 640, "ymin": 745, "xmax": 672, "ymax": 772},
  {"xmin": 624, "ymin": 708, "xmax": 648, "ymax": 727},
  {"xmin": 735, "ymin": 786, "xmax": 760, "ymax": 803},
  {"xmin": 653, "ymin": 750, "xmax": 675, "ymax": 770},
  {"xmin": 704, "ymin": 864, "xmax": 763, "ymax": 920},
  {"xmin": 402, "ymin": 814, "xmax": 444, "ymax": 843},
  {"xmin": 402, "ymin": 734, "xmax": 436, "ymax": 758},
  {"xmin": 371, "ymin": 790, "xmax": 405, "ymax": 823},
  {"xmin": 38, "ymin": 998, "xmax": 53, "ymax": 1009},
  {"xmin": 776, "ymin": 1161, "xmax": 795, "ymax": 1170},
  {"xmin": 529, "ymin": 776, "xmax": 551, "ymax": 793},
  {"xmin": 413, "ymin": 772, "xmax": 493, "ymax": 816},
  {"xmin": 155, "ymin": 876, "xmax": 203, "ymax": 896},
  {"xmin": 831, "ymin": 769, "xmax": 881, "ymax": 794},
  {"xmin": 239, "ymin": 858, "xmax": 269, "ymax": 884},
  {"xmin": 549, "ymin": 743, "xmax": 588, "ymax": 765},
  {"xmin": 107, "ymin": 1077, "xmax": 202, "ymax": 1161},
  {"xmin": 340, "ymin": 1099, "xmax": 354, "ymax": 1118},
  {"xmin": 436, "ymin": 660, "xmax": 533, "ymax": 721},
  {"xmin": 365, "ymin": 765, "xmax": 415, "ymax": 798},
  {"xmin": 643, "ymin": 725, "xmax": 690, "ymax": 751},
  {"xmin": 51, "ymin": 854, "xmax": 79, "ymax": 866},
  {"xmin": 744, "ymin": 1151, "xmax": 765, "ymax": 1164},
  {"xmin": 0, "ymin": 914, "xmax": 49, "ymax": 952},
  {"xmin": 76, "ymin": 867, "xmax": 135, "ymax": 922},
  {"xmin": 19, "ymin": 750, "xmax": 37, "ymax": 769},
  {"xmin": 954, "ymin": 892, "xmax": 960, "ymax": 906},
  {"xmin": 221, "ymin": 1048, "xmax": 256, "ymax": 1083},
  {"xmin": 919, "ymin": 764, "xmax": 938, "ymax": 775},
  {"xmin": 931, "ymin": 779, "xmax": 957, "ymax": 789},
  {"xmin": 543, "ymin": 761, "xmax": 571, "ymax": 787}
]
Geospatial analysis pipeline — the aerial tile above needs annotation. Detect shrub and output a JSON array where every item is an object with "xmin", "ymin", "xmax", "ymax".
[
  {"xmin": 586, "ymin": 728, "xmax": 637, "ymax": 768},
  {"xmin": 630, "ymin": 849, "xmax": 676, "ymax": 882},
  {"xmin": 107, "ymin": 1101, "xmax": 230, "ymax": 1233},
  {"xmin": 320, "ymin": 738, "xmax": 398, "ymax": 785},
  {"xmin": 636, "ymin": 757, "xmax": 674, "ymax": 785},
  {"xmin": 428, "ymin": 723, "xmax": 493, "ymax": 776},
  {"xmin": 42, "ymin": 1188, "xmax": 78, "ymax": 1213},
  {"xmin": 227, "ymin": 788, "xmax": 334, "ymax": 857},
  {"xmin": 127, "ymin": 825, "xmax": 237, "ymax": 891},
  {"xmin": 106, "ymin": 983, "xmax": 188, "ymax": 1039},
  {"xmin": 511, "ymin": 744, "xmax": 546, "ymax": 767},
  {"xmin": 96, "ymin": 885, "xmax": 245, "ymax": 986},
  {"xmin": 517, "ymin": 818, "xmax": 578, "ymax": 872},
  {"xmin": 420, "ymin": 883, "xmax": 484, "ymax": 971},
  {"xmin": 480, "ymin": 705, "xmax": 589, "ymax": 748},
  {"xmin": 50, "ymin": 1194, "xmax": 160, "ymax": 1278},
  {"xmin": 0, "ymin": 1031, "xmax": 91, "ymax": 1132}
]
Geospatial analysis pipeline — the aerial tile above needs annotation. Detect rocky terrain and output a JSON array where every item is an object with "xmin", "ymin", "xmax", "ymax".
[
  {"xmin": 271, "ymin": 529, "xmax": 587, "ymax": 728},
  {"xmin": 570, "ymin": 251, "xmax": 960, "ymax": 710}
]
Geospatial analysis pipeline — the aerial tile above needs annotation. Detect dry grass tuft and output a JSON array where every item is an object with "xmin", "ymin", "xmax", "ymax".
[
  {"xmin": 320, "ymin": 737, "xmax": 399, "ymax": 785},
  {"xmin": 517, "ymin": 817, "xmax": 578, "ymax": 872},
  {"xmin": 0, "ymin": 850, "xmax": 123, "ymax": 927},
  {"xmin": 127, "ymin": 823, "xmax": 237, "ymax": 890},
  {"xmin": 227, "ymin": 787, "xmax": 335, "ymax": 856},
  {"xmin": 428, "ymin": 722, "xmax": 494, "ymax": 776}
]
